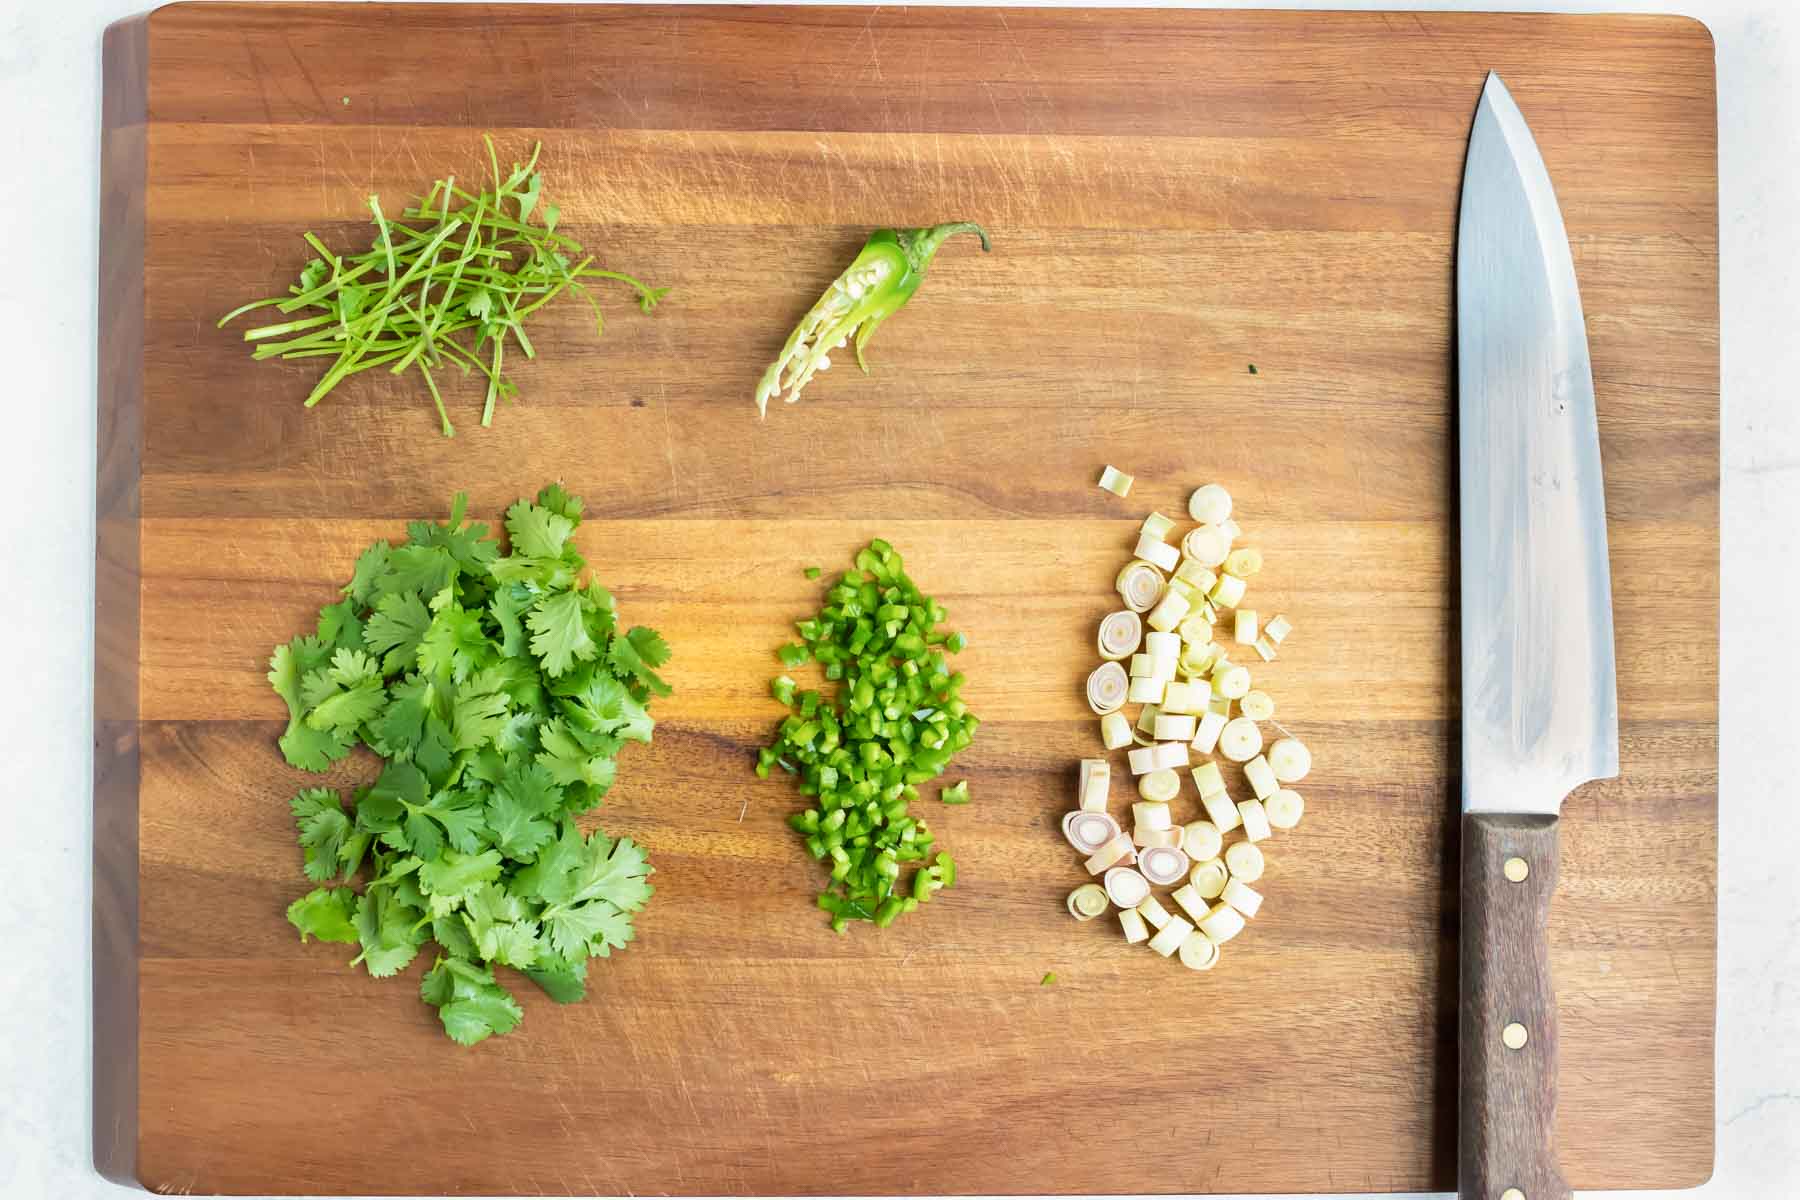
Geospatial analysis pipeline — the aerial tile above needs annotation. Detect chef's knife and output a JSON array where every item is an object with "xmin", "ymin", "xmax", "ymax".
[{"xmin": 1455, "ymin": 72, "xmax": 1620, "ymax": 1200}]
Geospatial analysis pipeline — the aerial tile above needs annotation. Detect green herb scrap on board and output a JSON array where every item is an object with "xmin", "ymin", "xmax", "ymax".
[
  {"xmin": 759, "ymin": 540, "xmax": 978, "ymax": 931},
  {"xmin": 272, "ymin": 485, "xmax": 670, "ymax": 1044}
]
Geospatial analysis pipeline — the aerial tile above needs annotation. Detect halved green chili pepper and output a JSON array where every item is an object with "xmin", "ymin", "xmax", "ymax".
[{"xmin": 755, "ymin": 222, "xmax": 991, "ymax": 417}]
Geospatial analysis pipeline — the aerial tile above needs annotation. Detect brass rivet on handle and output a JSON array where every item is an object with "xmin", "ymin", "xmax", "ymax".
[
  {"xmin": 1503, "ymin": 856, "xmax": 1530, "ymax": 882},
  {"xmin": 1500, "ymin": 1189, "xmax": 1525, "ymax": 1200},
  {"xmin": 1502, "ymin": 1022, "xmax": 1529, "ymax": 1050}
]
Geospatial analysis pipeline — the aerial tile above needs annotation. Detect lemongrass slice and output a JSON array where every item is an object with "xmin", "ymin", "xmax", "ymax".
[
  {"xmin": 1264, "ymin": 613, "xmax": 1293, "ymax": 644},
  {"xmin": 1136, "ymin": 894, "xmax": 1172, "ymax": 930},
  {"xmin": 1269, "ymin": 737, "xmax": 1312, "ymax": 783},
  {"xmin": 1144, "ymin": 631, "xmax": 1181, "ymax": 659},
  {"xmin": 1151, "ymin": 655, "xmax": 1178, "ymax": 682},
  {"xmin": 1223, "ymin": 839, "xmax": 1265, "ymax": 882},
  {"xmin": 1141, "ymin": 510, "xmax": 1176, "ymax": 539},
  {"xmin": 1128, "ymin": 653, "xmax": 1159, "ymax": 679},
  {"xmin": 1253, "ymin": 637, "xmax": 1277, "ymax": 662},
  {"xmin": 1165, "ymin": 578, "xmax": 1199, "ymax": 609},
  {"xmin": 1223, "ymin": 547, "xmax": 1263, "ymax": 578},
  {"xmin": 1139, "ymin": 845, "xmax": 1191, "ymax": 887},
  {"xmin": 1101, "ymin": 711, "xmax": 1134, "ymax": 750},
  {"xmin": 1190, "ymin": 858, "xmax": 1229, "ymax": 899},
  {"xmin": 1179, "ymin": 642, "xmax": 1221, "ymax": 678},
  {"xmin": 1202, "ymin": 791, "xmax": 1241, "ymax": 834},
  {"xmin": 1147, "ymin": 913, "xmax": 1195, "ymax": 957},
  {"xmin": 1207, "ymin": 693, "xmax": 1232, "ymax": 716},
  {"xmin": 1084, "ymin": 832, "xmax": 1137, "ymax": 874},
  {"xmin": 1078, "ymin": 757, "xmax": 1111, "ymax": 811},
  {"xmin": 1135, "ymin": 703, "xmax": 1162, "ymax": 736},
  {"xmin": 1104, "ymin": 866, "xmax": 1152, "ymax": 909},
  {"xmin": 1119, "ymin": 907, "xmax": 1150, "ymax": 944},
  {"xmin": 1198, "ymin": 901, "xmax": 1246, "ymax": 943},
  {"xmin": 1134, "ymin": 535, "xmax": 1181, "ymax": 574},
  {"xmin": 1160, "ymin": 680, "xmax": 1200, "ymax": 716},
  {"xmin": 1181, "ymin": 819, "xmax": 1223, "ymax": 863},
  {"xmin": 1237, "ymin": 799, "xmax": 1272, "ymax": 843},
  {"xmin": 1191, "ymin": 760, "xmax": 1226, "ymax": 799},
  {"xmin": 1150, "ymin": 741, "xmax": 1189, "ymax": 771},
  {"xmin": 1179, "ymin": 929, "xmax": 1220, "ymax": 971},
  {"xmin": 1182, "ymin": 524, "xmax": 1230, "ymax": 568},
  {"xmin": 1192, "ymin": 711, "xmax": 1228, "ymax": 755},
  {"xmin": 1067, "ymin": 882, "xmax": 1110, "ymax": 921},
  {"xmin": 1170, "ymin": 882, "xmax": 1210, "ymax": 923},
  {"xmin": 1240, "ymin": 690, "xmax": 1276, "ymax": 721},
  {"xmin": 1116, "ymin": 560, "xmax": 1166, "ymax": 613},
  {"xmin": 1134, "ymin": 824, "xmax": 1183, "ymax": 850},
  {"xmin": 1097, "ymin": 610, "xmax": 1143, "ymax": 661},
  {"xmin": 1146, "ymin": 590, "xmax": 1191, "ymax": 633},
  {"xmin": 1187, "ymin": 483, "xmax": 1232, "ymax": 525},
  {"xmin": 1086, "ymin": 661, "xmax": 1129, "ymax": 715},
  {"xmin": 1125, "ymin": 745, "xmax": 1159, "ymax": 776},
  {"xmin": 1137, "ymin": 770, "xmax": 1181, "ymax": 805},
  {"xmin": 1174, "ymin": 558, "xmax": 1217, "ymax": 592},
  {"xmin": 1177, "ymin": 612, "xmax": 1214, "ymax": 646},
  {"xmin": 1234, "ymin": 608, "xmax": 1258, "ymax": 645},
  {"xmin": 1221, "ymin": 877, "xmax": 1263, "ymax": 918},
  {"xmin": 1218, "ymin": 716, "xmax": 1263, "ymax": 762},
  {"xmin": 1126, "ymin": 676, "xmax": 1166, "ymax": 705},
  {"xmin": 1064, "ymin": 810, "xmax": 1122, "ymax": 855},
  {"xmin": 1132, "ymin": 799, "xmax": 1174, "ymax": 830},
  {"xmin": 1098, "ymin": 465, "xmax": 1134, "ymax": 497},
  {"xmin": 1153, "ymin": 713, "xmax": 1198, "ymax": 742},
  {"xmin": 1208, "ymin": 573, "xmax": 1247, "ymax": 609},
  {"xmin": 1265, "ymin": 789, "xmax": 1304, "ymax": 830},
  {"xmin": 1211, "ymin": 663, "xmax": 1251, "ymax": 700},
  {"xmin": 1244, "ymin": 754, "xmax": 1279, "ymax": 801},
  {"xmin": 1195, "ymin": 599, "xmax": 1219, "ymax": 625}
]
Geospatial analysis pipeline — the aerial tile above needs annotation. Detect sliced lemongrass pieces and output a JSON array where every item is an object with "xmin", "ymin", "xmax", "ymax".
[
  {"xmin": 1253, "ymin": 636, "xmax": 1278, "ymax": 662},
  {"xmin": 1223, "ymin": 547, "xmax": 1262, "ymax": 578},
  {"xmin": 1218, "ymin": 716, "xmax": 1263, "ymax": 762},
  {"xmin": 1150, "ymin": 741, "xmax": 1189, "ymax": 771},
  {"xmin": 1223, "ymin": 840, "xmax": 1265, "ymax": 882},
  {"xmin": 1221, "ymin": 877, "xmax": 1264, "ymax": 918},
  {"xmin": 1264, "ymin": 613, "xmax": 1293, "ymax": 644},
  {"xmin": 1170, "ymin": 882, "xmax": 1210, "ymax": 923},
  {"xmin": 1136, "ymin": 894, "xmax": 1173, "ymax": 930},
  {"xmin": 1132, "ymin": 800, "xmax": 1173, "ymax": 830},
  {"xmin": 1269, "ymin": 737, "xmax": 1312, "ymax": 783},
  {"xmin": 1097, "ymin": 610, "xmax": 1143, "ymax": 661},
  {"xmin": 1187, "ymin": 483, "xmax": 1232, "ymax": 525},
  {"xmin": 1201, "ymin": 791, "xmax": 1240, "ymax": 834},
  {"xmin": 1177, "ymin": 612, "xmax": 1214, "ymax": 645},
  {"xmin": 1234, "ymin": 608, "xmax": 1258, "ymax": 645},
  {"xmin": 1133, "ymin": 534, "xmax": 1180, "ymax": 573},
  {"xmin": 1153, "ymin": 713, "xmax": 1198, "ymax": 742},
  {"xmin": 1190, "ymin": 858, "xmax": 1229, "ymax": 899},
  {"xmin": 1208, "ymin": 573, "xmax": 1247, "ymax": 609},
  {"xmin": 1139, "ymin": 845, "xmax": 1191, "ymax": 887},
  {"xmin": 1182, "ymin": 524, "xmax": 1230, "ymax": 568},
  {"xmin": 1179, "ymin": 929, "xmax": 1220, "ymax": 971},
  {"xmin": 1265, "ymin": 789, "xmax": 1304, "ymax": 830},
  {"xmin": 1134, "ymin": 824, "xmax": 1183, "ymax": 850},
  {"xmin": 1198, "ymin": 901, "xmax": 1246, "ymax": 943},
  {"xmin": 1103, "ymin": 866, "xmax": 1152, "ymax": 909},
  {"xmin": 1239, "ymin": 690, "xmax": 1275, "ymax": 721},
  {"xmin": 1140, "ymin": 511, "xmax": 1176, "ymax": 540},
  {"xmin": 1100, "ymin": 711, "xmax": 1134, "ymax": 750},
  {"xmin": 1064, "ymin": 810, "xmax": 1122, "ymax": 856},
  {"xmin": 1237, "ymin": 799, "xmax": 1273, "ymax": 843},
  {"xmin": 1126, "ymin": 745, "xmax": 1159, "ymax": 776},
  {"xmin": 1084, "ymin": 832, "xmax": 1137, "ymax": 874},
  {"xmin": 1116, "ymin": 560, "xmax": 1166, "ymax": 613},
  {"xmin": 1128, "ymin": 653, "xmax": 1158, "ymax": 679},
  {"xmin": 1191, "ymin": 710, "xmax": 1228, "ymax": 754},
  {"xmin": 1175, "ymin": 558, "xmax": 1217, "ymax": 591},
  {"xmin": 1144, "ymin": 631, "xmax": 1181, "ymax": 659},
  {"xmin": 1160, "ymin": 680, "xmax": 1201, "ymax": 716},
  {"xmin": 1146, "ymin": 590, "xmax": 1191, "ymax": 633},
  {"xmin": 1146, "ymin": 913, "xmax": 1194, "ymax": 957},
  {"xmin": 1211, "ymin": 663, "xmax": 1251, "ymax": 700},
  {"xmin": 1078, "ymin": 758, "xmax": 1111, "ymax": 811},
  {"xmin": 1119, "ymin": 907, "xmax": 1150, "ymax": 944},
  {"xmin": 1136, "ymin": 770, "xmax": 1181, "ymax": 804},
  {"xmin": 1191, "ymin": 760, "xmax": 1226, "ymax": 799},
  {"xmin": 1207, "ymin": 693, "xmax": 1232, "ymax": 717},
  {"xmin": 1135, "ymin": 703, "xmax": 1162, "ymax": 736},
  {"xmin": 1181, "ymin": 819, "xmax": 1223, "ymax": 863},
  {"xmin": 1098, "ymin": 465, "xmax": 1134, "ymax": 497},
  {"xmin": 1244, "ymin": 754, "xmax": 1279, "ymax": 801},
  {"xmin": 1126, "ymin": 676, "xmax": 1166, "ymax": 705},
  {"xmin": 1086, "ymin": 661, "xmax": 1129, "ymax": 715},
  {"xmin": 1067, "ymin": 882, "xmax": 1110, "ymax": 921}
]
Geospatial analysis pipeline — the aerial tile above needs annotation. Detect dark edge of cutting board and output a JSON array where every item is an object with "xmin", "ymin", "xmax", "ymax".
[{"xmin": 95, "ymin": 13, "xmax": 148, "ymax": 1188}]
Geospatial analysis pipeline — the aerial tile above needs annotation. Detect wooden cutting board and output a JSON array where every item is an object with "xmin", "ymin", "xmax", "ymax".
[{"xmin": 95, "ymin": 5, "xmax": 1719, "ymax": 1195}]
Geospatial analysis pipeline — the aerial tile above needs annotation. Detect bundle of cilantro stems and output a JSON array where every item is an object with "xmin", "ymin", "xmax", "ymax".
[
  {"xmin": 759, "ymin": 541, "xmax": 977, "ymax": 932},
  {"xmin": 273, "ymin": 484, "xmax": 671, "ymax": 1044},
  {"xmin": 220, "ymin": 137, "xmax": 665, "ymax": 437}
]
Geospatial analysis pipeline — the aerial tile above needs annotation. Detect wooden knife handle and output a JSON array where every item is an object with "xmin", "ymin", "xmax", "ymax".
[{"xmin": 1459, "ymin": 811, "xmax": 1569, "ymax": 1200}]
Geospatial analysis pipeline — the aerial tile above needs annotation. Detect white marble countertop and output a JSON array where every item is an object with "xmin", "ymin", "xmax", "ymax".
[{"xmin": 1, "ymin": 0, "xmax": 1790, "ymax": 1197}]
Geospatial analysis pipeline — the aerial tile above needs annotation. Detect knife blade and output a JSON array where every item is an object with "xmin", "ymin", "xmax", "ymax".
[{"xmin": 1455, "ymin": 72, "xmax": 1620, "ymax": 1200}]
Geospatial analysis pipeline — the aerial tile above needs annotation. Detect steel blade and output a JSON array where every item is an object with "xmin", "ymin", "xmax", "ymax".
[{"xmin": 1457, "ymin": 72, "xmax": 1619, "ymax": 816}]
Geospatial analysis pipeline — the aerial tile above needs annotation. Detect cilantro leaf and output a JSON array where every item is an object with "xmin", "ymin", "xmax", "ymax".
[
  {"xmin": 419, "ymin": 604, "xmax": 490, "ymax": 684},
  {"xmin": 316, "ymin": 598, "xmax": 365, "ymax": 654},
  {"xmin": 370, "ymin": 675, "xmax": 432, "ymax": 756},
  {"xmin": 524, "ymin": 953, "xmax": 588, "ymax": 1004},
  {"xmin": 362, "ymin": 590, "xmax": 432, "ymax": 673},
  {"xmin": 526, "ymin": 591, "xmax": 596, "ymax": 677},
  {"xmin": 380, "ymin": 544, "xmax": 458, "ymax": 601},
  {"xmin": 534, "ymin": 717, "xmax": 618, "ymax": 794},
  {"xmin": 450, "ymin": 688, "xmax": 511, "ymax": 753},
  {"xmin": 486, "ymin": 793, "xmax": 555, "ymax": 862},
  {"xmin": 418, "ymin": 848, "xmax": 504, "ymax": 904},
  {"xmin": 287, "ymin": 887, "xmax": 359, "ymax": 944},
  {"xmin": 352, "ymin": 885, "xmax": 425, "ymax": 978},
  {"xmin": 535, "ymin": 483, "xmax": 584, "ymax": 524},
  {"xmin": 422, "ymin": 958, "xmax": 523, "ymax": 1046},
  {"xmin": 570, "ymin": 832, "xmax": 654, "ymax": 913},
  {"xmin": 544, "ymin": 898, "xmax": 634, "ymax": 960},
  {"xmin": 511, "ymin": 821, "xmax": 586, "ymax": 905},
  {"xmin": 429, "ymin": 788, "xmax": 490, "ymax": 854},
  {"xmin": 269, "ymin": 637, "xmax": 353, "ymax": 771},
  {"xmin": 505, "ymin": 499, "xmax": 575, "ymax": 560},
  {"xmin": 290, "ymin": 787, "xmax": 353, "ymax": 883},
  {"xmin": 489, "ymin": 585, "xmax": 532, "ymax": 659},
  {"xmin": 344, "ymin": 539, "xmax": 391, "ymax": 604},
  {"xmin": 607, "ymin": 626, "xmax": 673, "ymax": 698}
]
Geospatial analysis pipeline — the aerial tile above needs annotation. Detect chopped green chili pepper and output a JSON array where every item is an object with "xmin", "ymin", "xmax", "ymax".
[
  {"xmin": 940, "ymin": 780, "xmax": 971, "ymax": 805},
  {"xmin": 754, "ymin": 222, "xmax": 991, "ymax": 417},
  {"xmin": 1041, "ymin": 972, "xmax": 1057, "ymax": 986}
]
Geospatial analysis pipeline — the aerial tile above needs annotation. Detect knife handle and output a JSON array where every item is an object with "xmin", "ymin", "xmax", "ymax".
[{"xmin": 1459, "ymin": 811, "xmax": 1569, "ymax": 1200}]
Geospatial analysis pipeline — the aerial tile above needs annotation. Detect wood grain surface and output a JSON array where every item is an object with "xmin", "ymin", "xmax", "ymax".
[{"xmin": 96, "ymin": 5, "xmax": 1719, "ymax": 1195}]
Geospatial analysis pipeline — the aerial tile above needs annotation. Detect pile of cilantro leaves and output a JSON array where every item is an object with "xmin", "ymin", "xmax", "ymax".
[{"xmin": 272, "ymin": 484, "xmax": 670, "ymax": 1044}]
